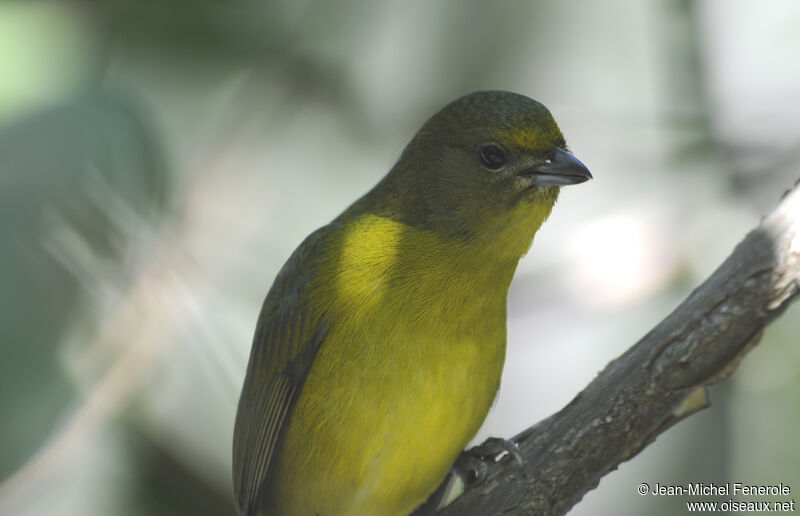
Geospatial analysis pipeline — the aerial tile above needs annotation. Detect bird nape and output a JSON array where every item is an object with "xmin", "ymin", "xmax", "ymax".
[{"xmin": 232, "ymin": 90, "xmax": 591, "ymax": 516}]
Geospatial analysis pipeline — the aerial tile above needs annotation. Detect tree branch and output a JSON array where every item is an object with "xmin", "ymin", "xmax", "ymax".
[{"xmin": 439, "ymin": 181, "xmax": 800, "ymax": 516}]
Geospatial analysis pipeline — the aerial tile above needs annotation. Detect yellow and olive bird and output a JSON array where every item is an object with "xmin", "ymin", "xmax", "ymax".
[{"xmin": 232, "ymin": 90, "xmax": 591, "ymax": 516}]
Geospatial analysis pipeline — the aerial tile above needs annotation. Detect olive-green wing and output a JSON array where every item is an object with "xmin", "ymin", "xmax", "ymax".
[{"xmin": 232, "ymin": 228, "xmax": 332, "ymax": 516}]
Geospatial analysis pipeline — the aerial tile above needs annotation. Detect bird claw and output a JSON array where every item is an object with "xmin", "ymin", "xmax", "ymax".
[
  {"xmin": 453, "ymin": 454, "xmax": 489, "ymax": 486},
  {"xmin": 454, "ymin": 437, "xmax": 524, "ymax": 487}
]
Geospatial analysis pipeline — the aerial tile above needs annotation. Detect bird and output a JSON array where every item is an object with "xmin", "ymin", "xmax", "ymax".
[{"xmin": 232, "ymin": 90, "xmax": 592, "ymax": 516}]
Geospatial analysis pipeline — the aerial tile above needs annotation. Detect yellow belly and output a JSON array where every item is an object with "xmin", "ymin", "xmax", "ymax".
[
  {"xmin": 261, "ymin": 214, "xmax": 512, "ymax": 515},
  {"xmin": 264, "ymin": 317, "xmax": 506, "ymax": 516}
]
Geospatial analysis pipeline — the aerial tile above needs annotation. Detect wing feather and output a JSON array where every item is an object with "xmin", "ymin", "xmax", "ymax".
[{"xmin": 232, "ymin": 227, "xmax": 333, "ymax": 516}]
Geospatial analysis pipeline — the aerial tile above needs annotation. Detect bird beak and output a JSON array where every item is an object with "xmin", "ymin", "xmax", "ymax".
[{"xmin": 520, "ymin": 147, "xmax": 592, "ymax": 186}]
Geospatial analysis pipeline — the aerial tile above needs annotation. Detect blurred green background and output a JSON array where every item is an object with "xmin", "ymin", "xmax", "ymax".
[{"xmin": 1, "ymin": 1, "xmax": 798, "ymax": 515}]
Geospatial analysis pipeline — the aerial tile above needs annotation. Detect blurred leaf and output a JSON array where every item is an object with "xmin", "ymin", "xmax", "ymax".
[{"xmin": 0, "ymin": 95, "xmax": 170, "ymax": 481}]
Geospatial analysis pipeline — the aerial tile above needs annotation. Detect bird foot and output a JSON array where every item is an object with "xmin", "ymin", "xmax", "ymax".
[{"xmin": 454, "ymin": 437, "xmax": 524, "ymax": 487}]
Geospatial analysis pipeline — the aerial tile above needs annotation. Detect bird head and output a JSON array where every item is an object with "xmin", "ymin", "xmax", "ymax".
[
  {"xmin": 395, "ymin": 91, "xmax": 591, "ymax": 253},
  {"xmin": 349, "ymin": 91, "xmax": 591, "ymax": 260}
]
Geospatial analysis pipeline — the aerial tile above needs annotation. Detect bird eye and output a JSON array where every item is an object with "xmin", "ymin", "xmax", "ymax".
[{"xmin": 478, "ymin": 144, "xmax": 506, "ymax": 170}]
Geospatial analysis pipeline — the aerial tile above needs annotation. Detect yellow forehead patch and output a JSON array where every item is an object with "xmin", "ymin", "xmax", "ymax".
[{"xmin": 508, "ymin": 119, "xmax": 562, "ymax": 151}]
